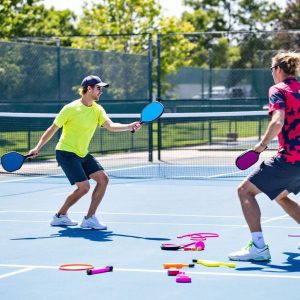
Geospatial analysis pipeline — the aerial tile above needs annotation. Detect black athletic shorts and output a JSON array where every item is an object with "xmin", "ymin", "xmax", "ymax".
[
  {"xmin": 56, "ymin": 150, "xmax": 104, "ymax": 185},
  {"xmin": 248, "ymin": 156, "xmax": 300, "ymax": 200}
]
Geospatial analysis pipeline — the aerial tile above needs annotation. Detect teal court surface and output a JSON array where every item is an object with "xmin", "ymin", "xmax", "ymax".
[{"xmin": 0, "ymin": 174, "xmax": 300, "ymax": 300}]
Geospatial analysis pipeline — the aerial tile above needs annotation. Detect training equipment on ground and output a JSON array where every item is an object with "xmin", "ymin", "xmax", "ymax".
[
  {"xmin": 177, "ymin": 232, "xmax": 219, "ymax": 240},
  {"xmin": 176, "ymin": 274, "xmax": 192, "ymax": 283},
  {"xmin": 86, "ymin": 266, "xmax": 113, "ymax": 275},
  {"xmin": 161, "ymin": 240, "xmax": 205, "ymax": 251},
  {"xmin": 193, "ymin": 259, "xmax": 236, "ymax": 268},
  {"xmin": 168, "ymin": 269, "xmax": 183, "ymax": 276},
  {"xmin": 59, "ymin": 264, "xmax": 94, "ymax": 271},
  {"xmin": 163, "ymin": 263, "xmax": 195, "ymax": 269}
]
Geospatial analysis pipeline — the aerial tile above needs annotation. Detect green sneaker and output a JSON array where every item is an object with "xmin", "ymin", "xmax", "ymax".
[{"xmin": 228, "ymin": 241, "xmax": 271, "ymax": 261}]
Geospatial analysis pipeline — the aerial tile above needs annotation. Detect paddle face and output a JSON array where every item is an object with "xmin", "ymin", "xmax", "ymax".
[
  {"xmin": 235, "ymin": 150, "xmax": 260, "ymax": 170},
  {"xmin": 1, "ymin": 151, "xmax": 27, "ymax": 172},
  {"xmin": 161, "ymin": 244, "xmax": 182, "ymax": 250},
  {"xmin": 140, "ymin": 101, "xmax": 164, "ymax": 123},
  {"xmin": 161, "ymin": 242, "xmax": 195, "ymax": 251}
]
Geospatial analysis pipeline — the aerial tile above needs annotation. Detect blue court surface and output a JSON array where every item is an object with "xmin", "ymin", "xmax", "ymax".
[{"xmin": 0, "ymin": 175, "xmax": 300, "ymax": 300}]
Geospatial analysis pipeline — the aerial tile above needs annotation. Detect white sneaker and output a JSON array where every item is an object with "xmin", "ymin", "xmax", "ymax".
[
  {"xmin": 228, "ymin": 240, "xmax": 271, "ymax": 261},
  {"xmin": 80, "ymin": 215, "xmax": 107, "ymax": 230},
  {"xmin": 50, "ymin": 214, "xmax": 78, "ymax": 226}
]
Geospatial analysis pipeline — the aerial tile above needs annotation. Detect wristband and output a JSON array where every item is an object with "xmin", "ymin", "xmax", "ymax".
[{"xmin": 260, "ymin": 142, "xmax": 268, "ymax": 148}]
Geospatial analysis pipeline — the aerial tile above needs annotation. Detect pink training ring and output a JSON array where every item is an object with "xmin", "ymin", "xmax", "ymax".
[{"xmin": 176, "ymin": 275, "xmax": 192, "ymax": 283}]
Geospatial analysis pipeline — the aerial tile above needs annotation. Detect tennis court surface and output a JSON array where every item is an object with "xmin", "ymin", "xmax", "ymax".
[{"xmin": 1, "ymin": 174, "xmax": 300, "ymax": 300}]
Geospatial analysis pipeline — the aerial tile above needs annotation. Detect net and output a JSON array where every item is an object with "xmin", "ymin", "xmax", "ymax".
[{"xmin": 0, "ymin": 111, "xmax": 275, "ymax": 179}]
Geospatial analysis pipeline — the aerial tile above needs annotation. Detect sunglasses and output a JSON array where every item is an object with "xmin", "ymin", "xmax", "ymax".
[
  {"xmin": 270, "ymin": 64, "xmax": 279, "ymax": 71},
  {"xmin": 93, "ymin": 85, "xmax": 102, "ymax": 90},
  {"xmin": 270, "ymin": 61, "xmax": 285, "ymax": 71}
]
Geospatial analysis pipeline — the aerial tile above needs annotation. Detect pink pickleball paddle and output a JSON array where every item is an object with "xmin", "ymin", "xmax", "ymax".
[{"xmin": 235, "ymin": 149, "xmax": 260, "ymax": 170}]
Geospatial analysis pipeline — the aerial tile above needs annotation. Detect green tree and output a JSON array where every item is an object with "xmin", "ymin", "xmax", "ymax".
[
  {"xmin": 280, "ymin": 0, "xmax": 300, "ymax": 29},
  {"xmin": 157, "ymin": 17, "xmax": 196, "ymax": 73},
  {"xmin": 235, "ymin": 0, "xmax": 281, "ymax": 31},
  {"xmin": 154, "ymin": 16, "xmax": 197, "ymax": 96},
  {"xmin": 0, "ymin": 0, "xmax": 77, "ymax": 38},
  {"xmin": 181, "ymin": 2, "xmax": 240, "ymax": 68},
  {"xmin": 184, "ymin": 0, "xmax": 231, "ymax": 30},
  {"xmin": 72, "ymin": 0, "xmax": 162, "ymax": 100},
  {"xmin": 74, "ymin": 1, "xmax": 199, "ymax": 99},
  {"xmin": 273, "ymin": 0, "xmax": 300, "ymax": 50},
  {"xmin": 181, "ymin": 0, "xmax": 282, "ymax": 68},
  {"xmin": 75, "ymin": 0, "xmax": 161, "ymax": 52}
]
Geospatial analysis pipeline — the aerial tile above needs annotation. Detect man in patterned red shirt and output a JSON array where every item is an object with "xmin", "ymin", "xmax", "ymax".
[{"xmin": 229, "ymin": 52, "xmax": 300, "ymax": 261}]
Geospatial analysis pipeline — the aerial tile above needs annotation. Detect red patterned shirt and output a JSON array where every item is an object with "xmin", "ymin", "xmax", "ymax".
[{"xmin": 269, "ymin": 77, "xmax": 300, "ymax": 164}]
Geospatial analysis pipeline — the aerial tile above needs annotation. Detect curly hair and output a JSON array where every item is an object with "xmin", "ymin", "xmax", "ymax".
[{"xmin": 272, "ymin": 52, "xmax": 300, "ymax": 76}]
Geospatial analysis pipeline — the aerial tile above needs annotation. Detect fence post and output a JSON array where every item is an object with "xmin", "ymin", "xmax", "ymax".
[
  {"xmin": 208, "ymin": 48, "xmax": 212, "ymax": 98},
  {"xmin": 56, "ymin": 38, "xmax": 61, "ymax": 102},
  {"xmin": 157, "ymin": 33, "xmax": 162, "ymax": 161},
  {"xmin": 148, "ymin": 33, "xmax": 153, "ymax": 162}
]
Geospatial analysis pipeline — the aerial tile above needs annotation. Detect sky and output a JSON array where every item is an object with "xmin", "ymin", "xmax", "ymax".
[
  {"xmin": 43, "ymin": 0, "xmax": 287, "ymax": 18},
  {"xmin": 43, "ymin": 0, "xmax": 190, "ymax": 17}
]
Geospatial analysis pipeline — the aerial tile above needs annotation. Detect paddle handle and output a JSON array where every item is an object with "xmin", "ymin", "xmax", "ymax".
[
  {"xmin": 25, "ymin": 153, "xmax": 35, "ymax": 158},
  {"xmin": 130, "ymin": 121, "xmax": 142, "ymax": 133},
  {"xmin": 163, "ymin": 263, "xmax": 195, "ymax": 269}
]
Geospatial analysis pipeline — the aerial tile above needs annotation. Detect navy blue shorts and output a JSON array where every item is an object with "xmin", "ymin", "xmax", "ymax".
[
  {"xmin": 248, "ymin": 156, "xmax": 300, "ymax": 200},
  {"xmin": 56, "ymin": 150, "xmax": 104, "ymax": 185}
]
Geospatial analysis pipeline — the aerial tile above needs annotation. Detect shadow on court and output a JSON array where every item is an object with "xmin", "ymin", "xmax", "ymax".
[
  {"xmin": 236, "ymin": 252, "xmax": 300, "ymax": 273},
  {"xmin": 10, "ymin": 228, "xmax": 170, "ymax": 243}
]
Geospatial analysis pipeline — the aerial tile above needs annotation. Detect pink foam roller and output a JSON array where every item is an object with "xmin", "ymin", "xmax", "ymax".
[{"xmin": 176, "ymin": 275, "xmax": 192, "ymax": 283}]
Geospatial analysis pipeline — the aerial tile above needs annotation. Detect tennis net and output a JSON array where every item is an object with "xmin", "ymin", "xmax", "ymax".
[{"xmin": 0, "ymin": 111, "xmax": 275, "ymax": 179}]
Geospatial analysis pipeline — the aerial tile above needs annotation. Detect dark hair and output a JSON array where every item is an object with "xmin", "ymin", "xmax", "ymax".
[{"xmin": 273, "ymin": 52, "xmax": 300, "ymax": 76}]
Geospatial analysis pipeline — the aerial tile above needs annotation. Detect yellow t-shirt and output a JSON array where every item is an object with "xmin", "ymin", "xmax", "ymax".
[{"xmin": 54, "ymin": 99, "xmax": 109, "ymax": 157}]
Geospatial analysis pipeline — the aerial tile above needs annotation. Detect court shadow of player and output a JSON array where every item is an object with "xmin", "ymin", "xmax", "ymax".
[
  {"xmin": 235, "ymin": 252, "xmax": 300, "ymax": 273},
  {"xmin": 11, "ymin": 227, "xmax": 170, "ymax": 243}
]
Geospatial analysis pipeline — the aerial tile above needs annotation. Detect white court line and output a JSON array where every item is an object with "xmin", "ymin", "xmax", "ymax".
[
  {"xmin": 0, "ymin": 165, "xmax": 153, "ymax": 184},
  {"xmin": 0, "ymin": 219, "xmax": 298, "ymax": 229},
  {"xmin": 0, "ymin": 267, "xmax": 34, "ymax": 279},
  {"xmin": 0, "ymin": 264, "xmax": 299, "ymax": 280},
  {"xmin": 0, "ymin": 210, "xmax": 270, "ymax": 219},
  {"xmin": 262, "ymin": 214, "xmax": 288, "ymax": 224},
  {"xmin": 0, "ymin": 175, "xmax": 51, "ymax": 183}
]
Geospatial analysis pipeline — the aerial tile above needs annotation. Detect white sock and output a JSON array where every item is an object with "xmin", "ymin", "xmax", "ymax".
[{"xmin": 251, "ymin": 232, "xmax": 265, "ymax": 248}]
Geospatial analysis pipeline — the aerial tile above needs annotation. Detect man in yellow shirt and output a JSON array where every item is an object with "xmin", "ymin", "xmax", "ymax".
[{"xmin": 28, "ymin": 75, "xmax": 142, "ymax": 229}]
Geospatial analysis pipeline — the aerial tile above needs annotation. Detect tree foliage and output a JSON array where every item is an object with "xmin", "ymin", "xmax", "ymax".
[
  {"xmin": 0, "ymin": 0, "xmax": 77, "ymax": 38},
  {"xmin": 273, "ymin": 0, "xmax": 300, "ymax": 50},
  {"xmin": 0, "ymin": 0, "xmax": 298, "ymax": 102}
]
